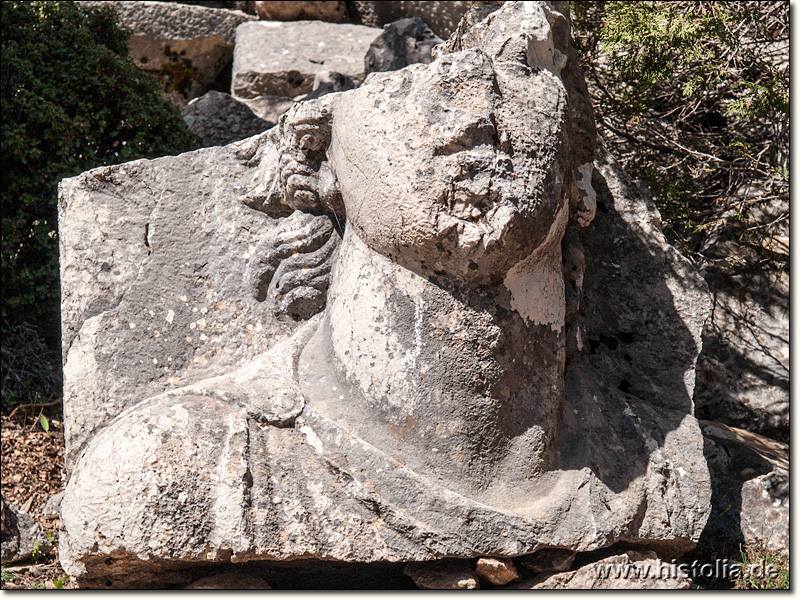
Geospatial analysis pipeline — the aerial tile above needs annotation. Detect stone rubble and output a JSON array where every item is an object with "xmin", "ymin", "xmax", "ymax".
[
  {"xmin": 231, "ymin": 20, "xmax": 381, "ymax": 98},
  {"xmin": 474, "ymin": 557, "xmax": 519, "ymax": 586},
  {"xmin": 182, "ymin": 90, "xmax": 274, "ymax": 147},
  {"xmin": 80, "ymin": 1, "xmax": 256, "ymax": 104}
]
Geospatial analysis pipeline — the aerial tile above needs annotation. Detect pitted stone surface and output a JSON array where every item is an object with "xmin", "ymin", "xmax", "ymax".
[
  {"xmin": 182, "ymin": 91, "xmax": 274, "ymax": 147},
  {"xmin": 80, "ymin": 1, "xmax": 256, "ymax": 104},
  {"xmin": 231, "ymin": 20, "xmax": 381, "ymax": 98},
  {"xmin": 59, "ymin": 2, "xmax": 711, "ymax": 588}
]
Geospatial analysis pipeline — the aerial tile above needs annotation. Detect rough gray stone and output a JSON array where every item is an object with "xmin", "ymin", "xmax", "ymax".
[
  {"xmin": 351, "ymin": 1, "xmax": 475, "ymax": 39},
  {"xmin": 698, "ymin": 420, "xmax": 788, "ymax": 555},
  {"xmin": 59, "ymin": 2, "xmax": 711, "ymax": 588},
  {"xmin": 295, "ymin": 70, "xmax": 359, "ymax": 101},
  {"xmin": 364, "ymin": 17, "xmax": 442, "ymax": 75},
  {"xmin": 519, "ymin": 548, "xmax": 576, "ymax": 574},
  {"xmin": 182, "ymin": 90, "xmax": 274, "ymax": 147},
  {"xmin": 509, "ymin": 551, "xmax": 692, "ymax": 589},
  {"xmin": 1, "ymin": 494, "xmax": 47, "ymax": 564},
  {"xmin": 57, "ymin": 132, "xmax": 298, "ymax": 474},
  {"xmin": 241, "ymin": 95, "xmax": 296, "ymax": 122},
  {"xmin": 740, "ymin": 471, "xmax": 789, "ymax": 553},
  {"xmin": 475, "ymin": 557, "xmax": 518, "ymax": 586},
  {"xmin": 42, "ymin": 491, "xmax": 64, "ymax": 519},
  {"xmin": 694, "ymin": 193, "xmax": 789, "ymax": 442},
  {"xmin": 404, "ymin": 560, "xmax": 479, "ymax": 590},
  {"xmin": 231, "ymin": 20, "xmax": 381, "ymax": 98},
  {"xmin": 81, "ymin": 1, "xmax": 256, "ymax": 105}
]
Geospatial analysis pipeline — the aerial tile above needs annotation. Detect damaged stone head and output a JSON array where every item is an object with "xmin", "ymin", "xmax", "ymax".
[
  {"xmin": 59, "ymin": 2, "xmax": 710, "ymax": 588},
  {"xmin": 238, "ymin": 0, "xmax": 597, "ymax": 504}
]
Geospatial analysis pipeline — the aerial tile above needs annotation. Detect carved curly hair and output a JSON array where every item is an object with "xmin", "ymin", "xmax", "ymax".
[{"xmin": 244, "ymin": 96, "xmax": 343, "ymax": 321}]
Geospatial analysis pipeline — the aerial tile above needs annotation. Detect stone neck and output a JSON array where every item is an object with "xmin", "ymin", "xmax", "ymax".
[{"xmin": 318, "ymin": 225, "xmax": 566, "ymax": 505}]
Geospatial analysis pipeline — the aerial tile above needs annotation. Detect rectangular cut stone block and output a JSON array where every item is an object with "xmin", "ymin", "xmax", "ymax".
[
  {"xmin": 80, "ymin": 1, "xmax": 257, "ymax": 104},
  {"xmin": 351, "ymin": 1, "xmax": 473, "ymax": 38},
  {"xmin": 231, "ymin": 20, "xmax": 382, "ymax": 98},
  {"xmin": 58, "ymin": 131, "xmax": 295, "ymax": 473}
]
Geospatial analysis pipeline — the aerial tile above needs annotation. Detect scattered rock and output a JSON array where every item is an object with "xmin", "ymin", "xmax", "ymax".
[
  {"xmin": 364, "ymin": 17, "xmax": 442, "ymax": 75},
  {"xmin": 519, "ymin": 548, "xmax": 576, "ymax": 574},
  {"xmin": 80, "ymin": 1, "xmax": 257, "ymax": 105},
  {"xmin": 295, "ymin": 70, "xmax": 359, "ymax": 101},
  {"xmin": 182, "ymin": 90, "xmax": 273, "ymax": 147},
  {"xmin": 1, "ymin": 493, "xmax": 48, "ymax": 564},
  {"xmin": 694, "ymin": 192, "xmax": 788, "ymax": 442},
  {"xmin": 475, "ymin": 557, "xmax": 519, "ymax": 586},
  {"xmin": 509, "ymin": 551, "xmax": 691, "ymax": 589},
  {"xmin": 240, "ymin": 94, "xmax": 296, "ymax": 122},
  {"xmin": 697, "ymin": 420, "xmax": 788, "ymax": 555},
  {"xmin": 231, "ymin": 20, "xmax": 381, "ymax": 98},
  {"xmin": 254, "ymin": 1, "xmax": 346, "ymax": 22},
  {"xmin": 185, "ymin": 569, "xmax": 272, "ymax": 589},
  {"xmin": 404, "ymin": 560, "xmax": 480, "ymax": 590},
  {"xmin": 350, "ymin": 1, "xmax": 475, "ymax": 39},
  {"xmin": 42, "ymin": 491, "xmax": 64, "ymax": 519},
  {"xmin": 740, "ymin": 471, "xmax": 789, "ymax": 553}
]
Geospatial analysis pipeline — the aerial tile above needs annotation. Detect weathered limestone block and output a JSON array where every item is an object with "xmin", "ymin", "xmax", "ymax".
[
  {"xmin": 741, "ymin": 472, "xmax": 789, "ymax": 553},
  {"xmin": 58, "ymin": 132, "xmax": 296, "ymax": 473},
  {"xmin": 59, "ymin": 2, "xmax": 711, "ymax": 588},
  {"xmin": 80, "ymin": 1, "xmax": 256, "ymax": 104},
  {"xmin": 1, "ymin": 494, "xmax": 47, "ymax": 564},
  {"xmin": 182, "ymin": 90, "xmax": 274, "ymax": 147},
  {"xmin": 694, "ymin": 193, "xmax": 789, "ymax": 442},
  {"xmin": 351, "ymin": 1, "xmax": 475, "ymax": 39},
  {"xmin": 364, "ymin": 17, "xmax": 442, "ymax": 75},
  {"xmin": 475, "ymin": 557, "xmax": 519, "ymax": 586},
  {"xmin": 231, "ymin": 20, "xmax": 381, "ymax": 98},
  {"xmin": 509, "ymin": 551, "xmax": 692, "ymax": 589},
  {"xmin": 254, "ymin": 1, "xmax": 346, "ymax": 22}
]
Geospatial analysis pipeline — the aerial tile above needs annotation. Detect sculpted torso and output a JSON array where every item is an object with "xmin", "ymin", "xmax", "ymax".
[
  {"xmin": 245, "ymin": 38, "xmax": 579, "ymax": 505},
  {"xmin": 65, "ymin": 4, "xmax": 710, "ymax": 583}
]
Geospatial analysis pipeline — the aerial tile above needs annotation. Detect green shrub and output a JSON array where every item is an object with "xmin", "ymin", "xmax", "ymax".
[
  {"xmin": 1, "ymin": 1, "xmax": 198, "ymax": 409},
  {"xmin": 570, "ymin": 1, "xmax": 788, "ymax": 250}
]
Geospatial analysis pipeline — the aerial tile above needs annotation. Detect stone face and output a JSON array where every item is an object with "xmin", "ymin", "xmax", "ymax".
[
  {"xmin": 254, "ymin": 1, "xmax": 346, "ymax": 22},
  {"xmin": 351, "ymin": 1, "xmax": 475, "ymax": 39},
  {"xmin": 475, "ymin": 557, "xmax": 519, "ymax": 586},
  {"xmin": 509, "ymin": 551, "xmax": 692, "ymax": 589},
  {"xmin": 404, "ymin": 560, "xmax": 479, "ymax": 590},
  {"xmin": 182, "ymin": 90, "xmax": 274, "ymax": 147},
  {"xmin": 1, "ymin": 494, "xmax": 47, "ymax": 564},
  {"xmin": 59, "ymin": 2, "xmax": 711, "ymax": 588},
  {"xmin": 80, "ymin": 1, "xmax": 256, "ymax": 104},
  {"xmin": 364, "ymin": 17, "xmax": 442, "ymax": 75},
  {"xmin": 231, "ymin": 20, "xmax": 381, "ymax": 98}
]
